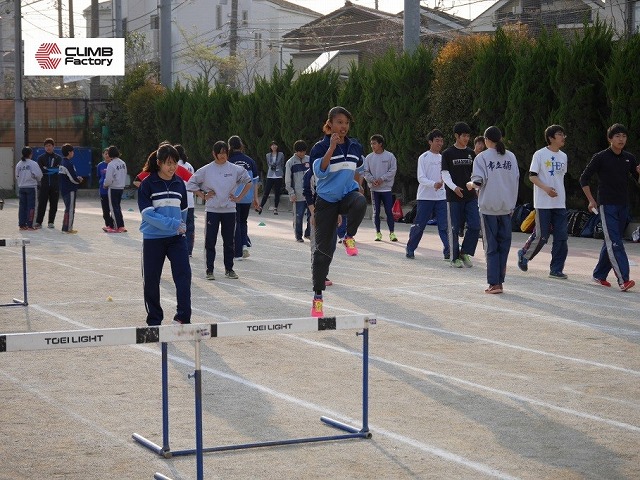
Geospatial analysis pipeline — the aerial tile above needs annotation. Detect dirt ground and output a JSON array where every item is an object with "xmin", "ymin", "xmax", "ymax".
[{"xmin": 0, "ymin": 196, "xmax": 639, "ymax": 480}]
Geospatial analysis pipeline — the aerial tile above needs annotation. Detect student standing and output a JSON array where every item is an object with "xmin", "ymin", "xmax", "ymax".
[
  {"xmin": 467, "ymin": 127, "xmax": 519, "ymax": 294},
  {"xmin": 285, "ymin": 140, "xmax": 312, "ymax": 242},
  {"xmin": 227, "ymin": 136, "xmax": 260, "ymax": 260},
  {"xmin": 15, "ymin": 147, "xmax": 43, "ymax": 230},
  {"xmin": 406, "ymin": 129, "xmax": 449, "ymax": 260},
  {"xmin": 175, "ymin": 145, "xmax": 196, "ymax": 256},
  {"xmin": 186, "ymin": 141, "xmax": 252, "ymax": 280},
  {"xmin": 441, "ymin": 122, "xmax": 479, "ymax": 268},
  {"xmin": 97, "ymin": 148, "xmax": 115, "ymax": 232},
  {"xmin": 309, "ymin": 106, "xmax": 367, "ymax": 317},
  {"xmin": 58, "ymin": 144, "xmax": 83, "ymax": 234},
  {"xmin": 363, "ymin": 134, "xmax": 398, "ymax": 242},
  {"xmin": 517, "ymin": 125, "xmax": 569, "ymax": 279},
  {"xmin": 580, "ymin": 123, "xmax": 639, "ymax": 291},
  {"xmin": 258, "ymin": 141, "xmax": 285, "ymax": 215},
  {"xmin": 137, "ymin": 144, "xmax": 191, "ymax": 325},
  {"xmin": 103, "ymin": 145, "xmax": 128, "ymax": 233},
  {"xmin": 34, "ymin": 138, "xmax": 62, "ymax": 229}
]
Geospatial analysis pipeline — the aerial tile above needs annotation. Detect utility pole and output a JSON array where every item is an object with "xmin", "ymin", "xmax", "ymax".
[
  {"xmin": 14, "ymin": 0, "xmax": 25, "ymax": 168},
  {"xmin": 115, "ymin": 0, "xmax": 123, "ymax": 37},
  {"xmin": 403, "ymin": 0, "xmax": 420, "ymax": 54},
  {"xmin": 90, "ymin": 0, "xmax": 100, "ymax": 97},
  {"xmin": 160, "ymin": 0, "xmax": 171, "ymax": 87},
  {"xmin": 69, "ymin": 0, "xmax": 74, "ymax": 37},
  {"xmin": 57, "ymin": 0, "xmax": 63, "ymax": 37},
  {"xmin": 228, "ymin": 0, "xmax": 238, "ymax": 88}
]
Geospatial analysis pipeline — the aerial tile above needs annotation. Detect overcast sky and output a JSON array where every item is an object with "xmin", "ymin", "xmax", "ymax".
[{"xmin": 19, "ymin": 0, "xmax": 496, "ymax": 40}]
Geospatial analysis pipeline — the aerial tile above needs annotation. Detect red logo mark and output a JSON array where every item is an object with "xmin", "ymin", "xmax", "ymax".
[{"xmin": 35, "ymin": 43, "xmax": 62, "ymax": 69}]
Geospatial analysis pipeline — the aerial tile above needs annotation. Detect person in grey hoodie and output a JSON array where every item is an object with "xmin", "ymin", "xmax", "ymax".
[
  {"xmin": 186, "ymin": 141, "xmax": 252, "ymax": 280},
  {"xmin": 103, "ymin": 145, "xmax": 128, "ymax": 233},
  {"xmin": 363, "ymin": 134, "xmax": 398, "ymax": 242},
  {"xmin": 258, "ymin": 141, "xmax": 285, "ymax": 215},
  {"xmin": 285, "ymin": 140, "xmax": 311, "ymax": 242},
  {"xmin": 467, "ymin": 126, "xmax": 519, "ymax": 294},
  {"xmin": 15, "ymin": 146, "xmax": 43, "ymax": 230}
]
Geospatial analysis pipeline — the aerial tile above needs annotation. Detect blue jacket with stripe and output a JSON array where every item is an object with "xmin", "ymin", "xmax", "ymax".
[
  {"xmin": 310, "ymin": 135, "xmax": 364, "ymax": 203},
  {"xmin": 137, "ymin": 172, "xmax": 188, "ymax": 239}
]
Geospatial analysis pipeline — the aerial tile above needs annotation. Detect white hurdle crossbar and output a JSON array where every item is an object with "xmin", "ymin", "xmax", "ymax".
[
  {"xmin": 0, "ymin": 315, "xmax": 375, "ymax": 480},
  {"xmin": 0, "ymin": 239, "xmax": 29, "ymax": 307}
]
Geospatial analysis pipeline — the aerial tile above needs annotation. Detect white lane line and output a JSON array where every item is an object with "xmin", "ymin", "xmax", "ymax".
[
  {"xmin": 378, "ymin": 316, "xmax": 640, "ymax": 377},
  {"xmin": 135, "ymin": 344, "xmax": 520, "ymax": 480},
  {"xmin": 289, "ymin": 336, "xmax": 640, "ymax": 434},
  {"xmin": 388, "ymin": 287, "xmax": 640, "ymax": 337}
]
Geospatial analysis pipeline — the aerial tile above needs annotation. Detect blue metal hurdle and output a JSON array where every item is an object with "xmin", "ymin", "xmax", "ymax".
[
  {"xmin": 0, "ymin": 239, "xmax": 29, "ymax": 307},
  {"xmin": 0, "ymin": 315, "xmax": 375, "ymax": 479}
]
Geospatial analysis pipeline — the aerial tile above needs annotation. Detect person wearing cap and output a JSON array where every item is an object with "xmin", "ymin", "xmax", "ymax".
[
  {"xmin": 258, "ymin": 141, "xmax": 285, "ymax": 215},
  {"xmin": 441, "ymin": 122, "xmax": 480, "ymax": 268},
  {"xmin": 466, "ymin": 126, "xmax": 519, "ymax": 294},
  {"xmin": 580, "ymin": 123, "xmax": 639, "ymax": 292},
  {"xmin": 517, "ymin": 125, "xmax": 569, "ymax": 280}
]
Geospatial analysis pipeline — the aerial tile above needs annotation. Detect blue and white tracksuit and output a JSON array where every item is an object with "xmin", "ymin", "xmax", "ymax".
[
  {"xmin": 309, "ymin": 135, "xmax": 367, "ymax": 292},
  {"xmin": 138, "ymin": 172, "xmax": 191, "ymax": 325},
  {"xmin": 58, "ymin": 157, "xmax": 81, "ymax": 232}
]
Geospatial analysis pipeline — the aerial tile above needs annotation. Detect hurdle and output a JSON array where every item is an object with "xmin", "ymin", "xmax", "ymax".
[
  {"xmin": 0, "ymin": 238, "xmax": 29, "ymax": 307},
  {"xmin": 0, "ymin": 314, "xmax": 375, "ymax": 480}
]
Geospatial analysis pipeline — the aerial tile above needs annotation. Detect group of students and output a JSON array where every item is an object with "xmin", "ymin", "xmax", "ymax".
[
  {"xmin": 405, "ymin": 121, "xmax": 639, "ymax": 294},
  {"xmin": 15, "ymin": 139, "xmax": 86, "ymax": 233}
]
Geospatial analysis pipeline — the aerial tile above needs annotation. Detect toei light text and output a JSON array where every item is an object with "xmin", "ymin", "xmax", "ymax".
[
  {"xmin": 24, "ymin": 38, "xmax": 125, "ymax": 76},
  {"xmin": 246, "ymin": 323, "xmax": 293, "ymax": 332},
  {"xmin": 44, "ymin": 334, "xmax": 104, "ymax": 345}
]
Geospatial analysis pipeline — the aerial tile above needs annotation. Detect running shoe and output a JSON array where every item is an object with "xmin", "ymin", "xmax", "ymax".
[
  {"xmin": 344, "ymin": 236, "xmax": 358, "ymax": 256},
  {"xmin": 406, "ymin": 250, "xmax": 415, "ymax": 259},
  {"xmin": 592, "ymin": 277, "xmax": 611, "ymax": 287},
  {"xmin": 517, "ymin": 249, "xmax": 528, "ymax": 272},
  {"xmin": 484, "ymin": 284, "xmax": 503, "ymax": 294},
  {"xmin": 273, "ymin": 208, "xmax": 278, "ymax": 215},
  {"xmin": 116, "ymin": 227, "xmax": 127, "ymax": 233},
  {"xmin": 311, "ymin": 294, "xmax": 323, "ymax": 317},
  {"xmin": 460, "ymin": 254, "xmax": 473, "ymax": 268},
  {"xmin": 549, "ymin": 271, "xmax": 568, "ymax": 279},
  {"xmin": 225, "ymin": 269, "xmax": 239, "ymax": 279},
  {"xmin": 105, "ymin": 227, "xmax": 118, "ymax": 233},
  {"xmin": 47, "ymin": 223, "xmax": 55, "ymax": 228},
  {"xmin": 389, "ymin": 232, "xmax": 398, "ymax": 242},
  {"xmin": 620, "ymin": 280, "xmax": 635, "ymax": 291},
  {"xmin": 450, "ymin": 258, "xmax": 463, "ymax": 268},
  {"xmin": 324, "ymin": 278, "xmax": 333, "ymax": 286},
  {"xmin": 242, "ymin": 248, "xmax": 250, "ymax": 258},
  {"xmin": 375, "ymin": 232, "xmax": 382, "ymax": 241},
  {"xmin": 206, "ymin": 271, "xmax": 215, "ymax": 280}
]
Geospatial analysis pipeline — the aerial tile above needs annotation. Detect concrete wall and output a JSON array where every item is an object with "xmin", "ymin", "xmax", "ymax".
[{"xmin": 0, "ymin": 147, "xmax": 14, "ymax": 194}]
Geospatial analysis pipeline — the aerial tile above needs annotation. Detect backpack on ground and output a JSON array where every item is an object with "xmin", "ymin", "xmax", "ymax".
[
  {"xmin": 567, "ymin": 210, "xmax": 590, "ymax": 237},
  {"xmin": 511, "ymin": 203, "xmax": 533, "ymax": 232},
  {"xmin": 402, "ymin": 204, "xmax": 417, "ymax": 224}
]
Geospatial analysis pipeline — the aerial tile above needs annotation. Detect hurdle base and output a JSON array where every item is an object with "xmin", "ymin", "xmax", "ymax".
[
  {"xmin": 132, "ymin": 433, "xmax": 172, "ymax": 458},
  {"xmin": 134, "ymin": 417, "xmax": 371, "ymax": 458},
  {"xmin": 0, "ymin": 298, "xmax": 27, "ymax": 307}
]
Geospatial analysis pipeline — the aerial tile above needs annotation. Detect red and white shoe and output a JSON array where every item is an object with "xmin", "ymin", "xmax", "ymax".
[
  {"xmin": 592, "ymin": 277, "xmax": 612, "ymax": 287},
  {"xmin": 343, "ymin": 236, "xmax": 358, "ymax": 256},
  {"xmin": 620, "ymin": 280, "xmax": 635, "ymax": 292}
]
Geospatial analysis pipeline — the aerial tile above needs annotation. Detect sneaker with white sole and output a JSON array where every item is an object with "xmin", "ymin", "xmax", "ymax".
[
  {"xmin": 484, "ymin": 284, "xmax": 503, "ymax": 294},
  {"xmin": 344, "ymin": 236, "xmax": 358, "ymax": 256},
  {"xmin": 242, "ymin": 248, "xmax": 250, "ymax": 258},
  {"xmin": 206, "ymin": 271, "xmax": 215, "ymax": 280},
  {"xmin": 375, "ymin": 232, "xmax": 382, "ymax": 241},
  {"xmin": 549, "ymin": 271, "xmax": 568, "ymax": 279},
  {"xmin": 225, "ymin": 269, "xmax": 239, "ymax": 279},
  {"xmin": 450, "ymin": 258, "xmax": 463, "ymax": 268},
  {"xmin": 389, "ymin": 232, "xmax": 398, "ymax": 242},
  {"xmin": 620, "ymin": 280, "xmax": 635, "ymax": 291},
  {"xmin": 460, "ymin": 254, "xmax": 473, "ymax": 268}
]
